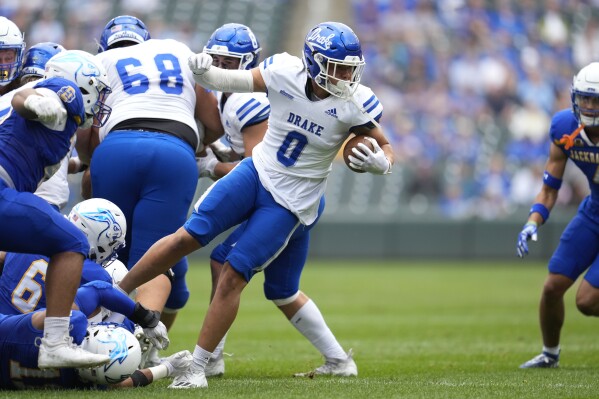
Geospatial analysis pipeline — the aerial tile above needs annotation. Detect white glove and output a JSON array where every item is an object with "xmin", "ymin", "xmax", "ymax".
[
  {"xmin": 24, "ymin": 94, "xmax": 67, "ymax": 125},
  {"xmin": 196, "ymin": 147, "xmax": 218, "ymax": 179},
  {"xmin": 188, "ymin": 53, "xmax": 213, "ymax": 76},
  {"xmin": 210, "ymin": 140, "xmax": 235, "ymax": 162},
  {"xmin": 347, "ymin": 137, "xmax": 392, "ymax": 175},
  {"xmin": 143, "ymin": 321, "xmax": 170, "ymax": 350},
  {"xmin": 516, "ymin": 222, "xmax": 538, "ymax": 258}
]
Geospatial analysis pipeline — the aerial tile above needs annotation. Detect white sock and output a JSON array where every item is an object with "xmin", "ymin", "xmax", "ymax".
[
  {"xmin": 289, "ymin": 299, "xmax": 346, "ymax": 360},
  {"xmin": 211, "ymin": 333, "xmax": 227, "ymax": 359},
  {"xmin": 192, "ymin": 345, "xmax": 212, "ymax": 371},
  {"xmin": 543, "ymin": 345, "xmax": 560, "ymax": 357},
  {"xmin": 43, "ymin": 316, "xmax": 70, "ymax": 342}
]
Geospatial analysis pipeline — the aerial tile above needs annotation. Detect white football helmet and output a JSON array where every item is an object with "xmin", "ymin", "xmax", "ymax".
[
  {"xmin": 68, "ymin": 198, "xmax": 126, "ymax": 266},
  {"xmin": 103, "ymin": 258, "xmax": 128, "ymax": 286},
  {"xmin": 572, "ymin": 62, "xmax": 599, "ymax": 127},
  {"xmin": 44, "ymin": 49, "xmax": 112, "ymax": 128},
  {"xmin": 0, "ymin": 16, "xmax": 25, "ymax": 86},
  {"xmin": 77, "ymin": 323, "xmax": 142, "ymax": 384}
]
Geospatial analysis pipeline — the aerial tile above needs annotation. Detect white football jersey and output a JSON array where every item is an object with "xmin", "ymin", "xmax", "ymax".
[
  {"xmin": 95, "ymin": 39, "xmax": 199, "ymax": 145},
  {"xmin": 217, "ymin": 91, "xmax": 270, "ymax": 156},
  {"xmin": 252, "ymin": 53, "xmax": 383, "ymax": 224}
]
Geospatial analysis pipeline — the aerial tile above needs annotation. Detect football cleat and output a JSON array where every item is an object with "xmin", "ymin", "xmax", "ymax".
[
  {"xmin": 205, "ymin": 353, "xmax": 225, "ymax": 377},
  {"xmin": 38, "ymin": 335, "xmax": 110, "ymax": 369},
  {"xmin": 519, "ymin": 352, "xmax": 559, "ymax": 369},
  {"xmin": 168, "ymin": 365, "xmax": 208, "ymax": 389},
  {"xmin": 294, "ymin": 349, "xmax": 358, "ymax": 377}
]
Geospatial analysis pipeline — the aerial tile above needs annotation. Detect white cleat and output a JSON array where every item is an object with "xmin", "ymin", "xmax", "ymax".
[
  {"xmin": 38, "ymin": 335, "xmax": 110, "ymax": 369},
  {"xmin": 163, "ymin": 350, "xmax": 193, "ymax": 377},
  {"xmin": 168, "ymin": 365, "xmax": 208, "ymax": 389},
  {"xmin": 205, "ymin": 354, "xmax": 225, "ymax": 377},
  {"xmin": 294, "ymin": 349, "xmax": 358, "ymax": 378}
]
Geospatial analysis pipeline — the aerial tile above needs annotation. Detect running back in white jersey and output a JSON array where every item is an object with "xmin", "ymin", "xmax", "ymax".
[
  {"xmin": 251, "ymin": 52, "xmax": 383, "ymax": 224},
  {"xmin": 216, "ymin": 91, "xmax": 270, "ymax": 156},
  {"xmin": 95, "ymin": 39, "xmax": 199, "ymax": 143}
]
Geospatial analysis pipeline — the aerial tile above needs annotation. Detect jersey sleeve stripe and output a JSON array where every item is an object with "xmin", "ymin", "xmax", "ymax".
[
  {"xmin": 243, "ymin": 110, "xmax": 269, "ymax": 128},
  {"xmin": 262, "ymin": 56, "xmax": 275, "ymax": 69},
  {"xmin": 365, "ymin": 99, "xmax": 380, "ymax": 114},
  {"xmin": 236, "ymin": 99, "xmax": 258, "ymax": 116},
  {"xmin": 239, "ymin": 101, "xmax": 261, "ymax": 120},
  {"xmin": 363, "ymin": 94, "xmax": 377, "ymax": 108}
]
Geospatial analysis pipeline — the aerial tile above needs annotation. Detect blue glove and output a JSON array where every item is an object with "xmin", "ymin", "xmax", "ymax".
[{"xmin": 517, "ymin": 222, "xmax": 538, "ymax": 258}]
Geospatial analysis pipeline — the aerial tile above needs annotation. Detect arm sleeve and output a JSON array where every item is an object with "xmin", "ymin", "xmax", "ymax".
[{"xmin": 193, "ymin": 68, "xmax": 254, "ymax": 93}]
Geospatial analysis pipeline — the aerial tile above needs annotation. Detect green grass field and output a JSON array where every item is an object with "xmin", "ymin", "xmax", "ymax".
[{"xmin": 7, "ymin": 260, "xmax": 599, "ymax": 398}]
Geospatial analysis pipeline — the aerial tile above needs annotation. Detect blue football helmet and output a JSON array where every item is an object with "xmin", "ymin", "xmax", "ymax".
[
  {"xmin": 20, "ymin": 42, "xmax": 66, "ymax": 82},
  {"xmin": 97, "ymin": 15, "xmax": 150, "ymax": 53},
  {"xmin": 572, "ymin": 62, "xmax": 599, "ymax": 127},
  {"xmin": 0, "ymin": 16, "xmax": 25, "ymax": 86},
  {"xmin": 302, "ymin": 22, "xmax": 365, "ymax": 99},
  {"xmin": 203, "ymin": 23, "xmax": 261, "ymax": 70}
]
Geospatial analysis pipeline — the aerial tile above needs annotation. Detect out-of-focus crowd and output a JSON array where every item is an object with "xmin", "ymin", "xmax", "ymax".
[
  {"xmin": 4, "ymin": 0, "xmax": 597, "ymax": 220},
  {"xmin": 354, "ymin": 0, "xmax": 599, "ymax": 219}
]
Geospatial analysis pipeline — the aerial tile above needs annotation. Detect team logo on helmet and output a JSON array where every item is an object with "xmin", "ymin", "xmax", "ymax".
[{"xmin": 81, "ymin": 207, "xmax": 124, "ymax": 245}]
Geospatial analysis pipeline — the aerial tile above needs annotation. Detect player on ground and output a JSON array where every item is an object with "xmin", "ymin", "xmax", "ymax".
[
  {"xmin": 0, "ymin": 311, "xmax": 191, "ymax": 389},
  {"xmin": 517, "ymin": 62, "xmax": 599, "ymax": 368},
  {"xmin": 197, "ymin": 23, "xmax": 355, "ymax": 380},
  {"xmin": 0, "ymin": 49, "xmax": 113, "ymax": 369},
  {"xmin": 87, "ymin": 16, "xmax": 223, "ymax": 333},
  {"xmin": 118, "ymin": 21, "xmax": 395, "ymax": 388}
]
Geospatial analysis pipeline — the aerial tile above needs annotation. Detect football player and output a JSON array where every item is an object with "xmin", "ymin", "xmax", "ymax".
[
  {"xmin": 0, "ymin": 311, "xmax": 191, "ymax": 389},
  {"xmin": 119, "ymin": 22, "xmax": 395, "ymax": 388},
  {"xmin": 0, "ymin": 17, "xmax": 25, "ymax": 96},
  {"xmin": 196, "ymin": 23, "xmax": 354, "ymax": 380},
  {"xmin": 517, "ymin": 62, "xmax": 599, "ymax": 368},
  {"xmin": 84, "ymin": 16, "xmax": 223, "ymax": 335},
  {"xmin": 0, "ymin": 49, "xmax": 113, "ymax": 369}
]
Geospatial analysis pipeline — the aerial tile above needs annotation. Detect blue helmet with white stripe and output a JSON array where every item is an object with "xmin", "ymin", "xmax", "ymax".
[
  {"xmin": 303, "ymin": 22, "xmax": 365, "ymax": 99},
  {"xmin": 204, "ymin": 23, "xmax": 261, "ymax": 70},
  {"xmin": 20, "ymin": 42, "xmax": 65, "ymax": 83},
  {"xmin": 98, "ymin": 15, "xmax": 150, "ymax": 53}
]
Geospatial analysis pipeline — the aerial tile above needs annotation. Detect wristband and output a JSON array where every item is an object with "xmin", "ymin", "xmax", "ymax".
[
  {"xmin": 542, "ymin": 171, "xmax": 562, "ymax": 190},
  {"xmin": 529, "ymin": 203, "xmax": 550, "ymax": 223},
  {"xmin": 130, "ymin": 369, "xmax": 150, "ymax": 387}
]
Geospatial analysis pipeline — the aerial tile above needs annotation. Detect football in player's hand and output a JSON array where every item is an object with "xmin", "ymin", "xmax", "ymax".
[{"xmin": 343, "ymin": 135, "xmax": 375, "ymax": 173}]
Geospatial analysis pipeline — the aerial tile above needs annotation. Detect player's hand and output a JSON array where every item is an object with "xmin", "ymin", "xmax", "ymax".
[
  {"xmin": 188, "ymin": 53, "xmax": 213, "ymax": 76},
  {"xmin": 210, "ymin": 140, "xmax": 235, "ymax": 162},
  {"xmin": 143, "ymin": 321, "xmax": 170, "ymax": 350},
  {"xmin": 347, "ymin": 137, "xmax": 392, "ymax": 175},
  {"xmin": 517, "ymin": 222, "xmax": 538, "ymax": 258},
  {"xmin": 24, "ymin": 95, "xmax": 67, "ymax": 125},
  {"xmin": 196, "ymin": 147, "xmax": 218, "ymax": 179},
  {"xmin": 129, "ymin": 302, "xmax": 160, "ymax": 328}
]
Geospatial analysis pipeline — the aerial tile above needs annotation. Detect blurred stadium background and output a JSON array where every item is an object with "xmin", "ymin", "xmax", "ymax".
[{"xmin": 4, "ymin": 0, "xmax": 596, "ymax": 259}]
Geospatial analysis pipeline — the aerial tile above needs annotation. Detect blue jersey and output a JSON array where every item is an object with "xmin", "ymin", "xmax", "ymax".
[
  {"xmin": 0, "ymin": 253, "xmax": 111, "ymax": 315},
  {"xmin": 0, "ymin": 77, "xmax": 85, "ymax": 192},
  {"xmin": 550, "ymin": 110, "xmax": 599, "ymax": 213},
  {"xmin": 0, "ymin": 311, "xmax": 87, "ymax": 389}
]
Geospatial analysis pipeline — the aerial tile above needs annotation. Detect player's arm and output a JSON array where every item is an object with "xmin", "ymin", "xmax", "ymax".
[
  {"xmin": 12, "ymin": 88, "xmax": 67, "ymax": 128},
  {"xmin": 110, "ymin": 350, "xmax": 192, "ymax": 389},
  {"xmin": 194, "ymin": 85, "xmax": 224, "ymax": 146},
  {"xmin": 188, "ymin": 53, "xmax": 267, "ymax": 93},
  {"xmin": 516, "ymin": 142, "xmax": 567, "ymax": 257},
  {"xmin": 527, "ymin": 142, "xmax": 567, "ymax": 225}
]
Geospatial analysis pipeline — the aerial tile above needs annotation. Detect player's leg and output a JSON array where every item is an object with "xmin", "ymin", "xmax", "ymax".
[
  {"xmin": 575, "ymin": 257, "xmax": 599, "ymax": 315},
  {"xmin": 520, "ymin": 213, "xmax": 598, "ymax": 368},
  {"xmin": 0, "ymin": 188, "xmax": 109, "ymax": 368},
  {"xmin": 171, "ymin": 177, "xmax": 300, "ymax": 388},
  {"xmin": 264, "ymin": 199, "xmax": 357, "ymax": 377}
]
